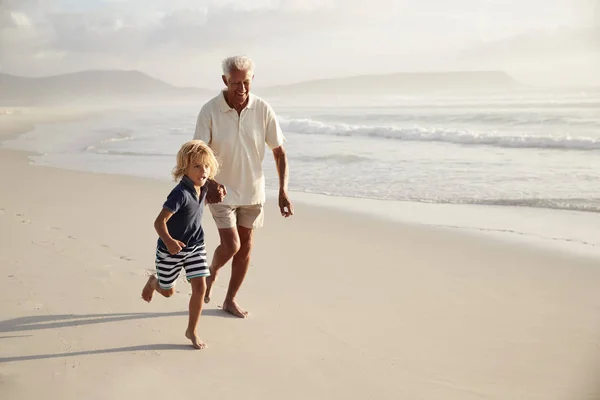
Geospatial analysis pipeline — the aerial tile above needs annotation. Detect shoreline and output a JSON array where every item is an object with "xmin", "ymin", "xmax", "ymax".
[
  {"xmin": 2, "ymin": 107, "xmax": 600, "ymax": 259},
  {"xmin": 286, "ymin": 190, "xmax": 600, "ymax": 259}
]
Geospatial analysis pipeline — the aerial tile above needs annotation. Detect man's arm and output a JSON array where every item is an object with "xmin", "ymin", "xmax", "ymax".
[
  {"xmin": 194, "ymin": 106, "xmax": 225, "ymax": 204},
  {"xmin": 194, "ymin": 106, "xmax": 212, "ymax": 144},
  {"xmin": 273, "ymin": 145, "xmax": 293, "ymax": 217}
]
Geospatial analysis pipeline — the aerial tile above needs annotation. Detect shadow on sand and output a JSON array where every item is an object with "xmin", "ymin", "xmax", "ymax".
[{"xmin": 0, "ymin": 308, "xmax": 237, "ymax": 363}]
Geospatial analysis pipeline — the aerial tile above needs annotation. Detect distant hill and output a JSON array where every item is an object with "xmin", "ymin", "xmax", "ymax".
[
  {"xmin": 0, "ymin": 70, "xmax": 213, "ymax": 106},
  {"xmin": 0, "ymin": 69, "xmax": 526, "ymax": 106},
  {"xmin": 256, "ymin": 71, "xmax": 525, "ymax": 96}
]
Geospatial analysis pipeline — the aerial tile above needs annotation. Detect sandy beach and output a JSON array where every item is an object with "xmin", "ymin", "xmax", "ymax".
[{"xmin": 2, "ymin": 109, "xmax": 600, "ymax": 400}]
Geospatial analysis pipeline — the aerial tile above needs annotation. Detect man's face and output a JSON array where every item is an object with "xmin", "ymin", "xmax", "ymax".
[{"xmin": 222, "ymin": 68, "xmax": 253, "ymax": 107}]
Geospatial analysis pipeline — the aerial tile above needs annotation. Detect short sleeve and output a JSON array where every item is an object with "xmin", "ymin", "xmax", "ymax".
[
  {"xmin": 199, "ymin": 185, "xmax": 208, "ymax": 206},
  {"xmin": 163, "ymin": 188, "xmax": 186, "ymax": 214},
  {"xmin": 194, "ymin": 105, "xmax": 212, "ymax": 145},
  {"xmin": 265, "ymin": 104, "xmax": 286, "ymax": 150}
]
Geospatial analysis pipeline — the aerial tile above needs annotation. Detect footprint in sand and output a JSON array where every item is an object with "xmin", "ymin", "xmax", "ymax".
[
  {"xmin": 68, "ymin": 236, "xmax": 76, "ymax": 240},
  {"xmin": 119, "ymin": 256, "xmax": 134, "ymax": 261},
  {"xmin": 0, "ymin": 208, "xmax": 5, "ymax": 215}
]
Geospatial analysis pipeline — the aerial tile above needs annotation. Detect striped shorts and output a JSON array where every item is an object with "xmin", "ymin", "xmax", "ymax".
[{"xmin": 155, "ymin": 243, "xmax": 210, "ymax": 289}]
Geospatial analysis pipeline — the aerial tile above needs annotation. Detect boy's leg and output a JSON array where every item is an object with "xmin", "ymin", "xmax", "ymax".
[
  {"xmin": 186, "ymin": 277, "xmax": 207, "ymax": 349},
  {"xmin": 141, "ymin": 247, "xmax": 185, "ymax": 302},
  {"xmin": 183, "ymin": 244, "xmax": 210, "ymax": 349},
  {"xmin": 141, "ymin": 275, "xmax": 175, "ymax": 302}
]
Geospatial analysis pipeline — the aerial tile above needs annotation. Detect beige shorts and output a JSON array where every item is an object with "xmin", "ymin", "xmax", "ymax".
[{"xmin": 208, "ymin": 204, "xmax": 264, "ymax": 229}]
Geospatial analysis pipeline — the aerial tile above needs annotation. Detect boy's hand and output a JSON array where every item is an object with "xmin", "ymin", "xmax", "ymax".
[{"xmin": 166, "ymin": 239, "xmax": 186, "ymax": 255}]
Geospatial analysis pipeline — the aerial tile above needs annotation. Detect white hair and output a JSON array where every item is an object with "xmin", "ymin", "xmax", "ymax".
[{"xmin": 222, "ymin": 55, "xmax": 254, "ymax": 77}]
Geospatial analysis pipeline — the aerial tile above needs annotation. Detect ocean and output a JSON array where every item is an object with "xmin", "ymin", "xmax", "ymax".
[{"xmin": 4, "ymin": 89, "xmax": 600, "ymax": 254}]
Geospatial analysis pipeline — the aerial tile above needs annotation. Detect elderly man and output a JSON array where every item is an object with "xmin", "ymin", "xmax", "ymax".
[{"xmin": 194, "ymin": 55, "xmax": 293, "ymax": 318}]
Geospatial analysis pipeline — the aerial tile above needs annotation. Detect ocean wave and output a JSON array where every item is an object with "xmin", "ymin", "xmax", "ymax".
[
  {"xmin": 293, "ymin": 188, "xmax": 600, "ymax": 214},
  {"xmin": 278, "ymin": 117, "xmax": 600, "ymax": 150},
  {"xmin": 294, "ymin": 153, "xmax": 371, "ymax": 164},
  {"xmin": 85, "ymin": 148, "xmax": 173, "ymax": 157},
  {"xmin": 310, "ymin": 113, "xmax": 599, "ymax": 127},
  {"xmin": 100, "ymin": 136, "xmax": 134, "ymax": 144},
  {"xmin": 447, "ymin": 197, "xmax": 600, "ymax": 213}
]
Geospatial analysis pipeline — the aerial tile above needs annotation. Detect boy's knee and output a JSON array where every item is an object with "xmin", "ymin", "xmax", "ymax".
[
  {"xmin": 190, "ymin": 277, "xmax": 207, "ymax": 293},
  {"xmin": 162, "ymin": 287, "xmax": 176, "ymax": 297}
]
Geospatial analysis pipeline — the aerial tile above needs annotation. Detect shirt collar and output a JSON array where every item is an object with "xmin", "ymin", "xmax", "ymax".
[
  {"xmin": 181, "ymin": 175, "xmax": 207, "ymax": 198},
  {"xmin": 218, "ymin": 90, "xmax": 255, "ymax": 113},
  {"xmin": 181, "ymin": 175, "xmax": 197, "ymax": 191}
]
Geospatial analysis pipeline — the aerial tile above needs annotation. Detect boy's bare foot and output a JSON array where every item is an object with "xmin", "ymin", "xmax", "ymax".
[
  {"xmin": 141, "ymin": 275, "xmax": 158, "ymax": 302},
  {"xmin": 223, "ymin": 299, "xmax": 249, "ymax": 318},
  {"xmin": 204, "ymin": 267, "xmax": 217, "ymax": 304},
  {"xmin": 185, "ymin": 329, "xmax": 206, "ymax": 350}
]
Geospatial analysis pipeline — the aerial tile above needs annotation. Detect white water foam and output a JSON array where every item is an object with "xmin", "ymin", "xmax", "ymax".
[{"xmin": 278, "ymin": 117, "xmax": 600, "ymax": 150}]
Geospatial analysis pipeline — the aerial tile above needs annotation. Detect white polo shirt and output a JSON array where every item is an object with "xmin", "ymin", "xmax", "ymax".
[{"xmin": 194, "ymin": 91, "xmax": 285, "ymax": 206}]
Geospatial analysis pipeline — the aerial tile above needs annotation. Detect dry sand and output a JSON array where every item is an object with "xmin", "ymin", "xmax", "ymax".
[{"xmin": 1, "ymin": 109, "xmax": 600, "ymax": 399}]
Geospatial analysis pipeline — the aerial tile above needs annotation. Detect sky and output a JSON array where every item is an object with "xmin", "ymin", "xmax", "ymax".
[{"xmin": 1, "ymin": 0, "xmax": 599, "ymax": 88}]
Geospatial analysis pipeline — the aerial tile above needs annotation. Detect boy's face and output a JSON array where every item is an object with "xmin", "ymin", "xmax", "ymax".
[{"xmin": 185, "ymin": 157, "xmax": 210, "ymax": 187}]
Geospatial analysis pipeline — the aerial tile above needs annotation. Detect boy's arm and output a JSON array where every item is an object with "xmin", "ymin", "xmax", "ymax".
[{"xmin": 154, "ymin": 208, "xmax": 185, "ymax": 254}]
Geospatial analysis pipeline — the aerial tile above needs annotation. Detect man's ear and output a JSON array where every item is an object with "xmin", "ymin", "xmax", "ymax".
[{"xmin": 222, "ymin": 75, "xmax": 228, "ymax": 86}]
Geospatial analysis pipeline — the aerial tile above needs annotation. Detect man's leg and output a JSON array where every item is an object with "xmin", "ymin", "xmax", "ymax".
[
  {"xmin": 223, "ymin": 225, "xmax": 253, "ymax": 318},
  {"xmin": 204, "ymin": 228, "xmax": 240, "ymax": 303}
]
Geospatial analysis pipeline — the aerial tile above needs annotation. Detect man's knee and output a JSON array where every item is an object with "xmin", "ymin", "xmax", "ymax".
[
  {"xmin": 237, "ymin": 227, "xmax": 254, "ymax": 257},
  {"xmin": 219, "ymin": 229, "xmax": 241, "ymax": 257},
  {"xmin": 222, "ymin": 237, "xmax": 241, "ymax": 256}
]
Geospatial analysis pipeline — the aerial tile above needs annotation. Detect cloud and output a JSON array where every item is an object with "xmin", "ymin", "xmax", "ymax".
[
  {"xmin": 1, "ymin": 0, "xmax": 336, "ymax": 56},
  {"xmin": 1, "ymin": 0, "xmax": 597, "ymax": 86}
]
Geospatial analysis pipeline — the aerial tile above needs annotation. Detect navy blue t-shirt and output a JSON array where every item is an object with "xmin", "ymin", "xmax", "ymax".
[{"xmin": 157, "ymin": 175, "xmax": 207, "ymax": 250}]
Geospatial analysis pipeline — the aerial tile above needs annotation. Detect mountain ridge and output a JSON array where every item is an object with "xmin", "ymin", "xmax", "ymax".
[{"xmin": 1, "ymin": 69, "xmax": 526, "ymax": 105}]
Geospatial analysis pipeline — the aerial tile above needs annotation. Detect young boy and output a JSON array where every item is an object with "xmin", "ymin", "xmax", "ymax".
[{"xmin": 141, "ymin": 139, "xmax": 220, "ymax": 350}]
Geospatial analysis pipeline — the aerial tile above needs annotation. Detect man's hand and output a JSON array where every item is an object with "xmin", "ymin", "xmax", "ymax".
[
  {"xmin": 166, "ymin": 239, "xmax": 186, "ymax": 255},
  {"xmin": 279, "ymin": 190, "xmax": 294, "ymax": 218},
  {"xmin": 205, "ymin": 179, "xmax": 227, "ymax": 204}
]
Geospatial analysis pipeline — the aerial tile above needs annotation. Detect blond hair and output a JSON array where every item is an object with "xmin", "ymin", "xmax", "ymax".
[{"xmin": 172, "ymin": 140, "xmax": 219, "ymax": 182}]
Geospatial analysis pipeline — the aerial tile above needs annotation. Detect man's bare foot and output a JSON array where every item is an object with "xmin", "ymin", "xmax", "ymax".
[
  {"xmin": 223, "ymin": 299, "xmax": 249, "ymax": 318},
  {"xmin": 141, "ymin": 275, "xmax": 158, "ymax": 302},
  {"xmin": 185, "ymin": 329, "xmax": 206, "ymax": 350},
  {"xmin": 204, "ymin": 267, "xmax": 217, "ymax": 304}
]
